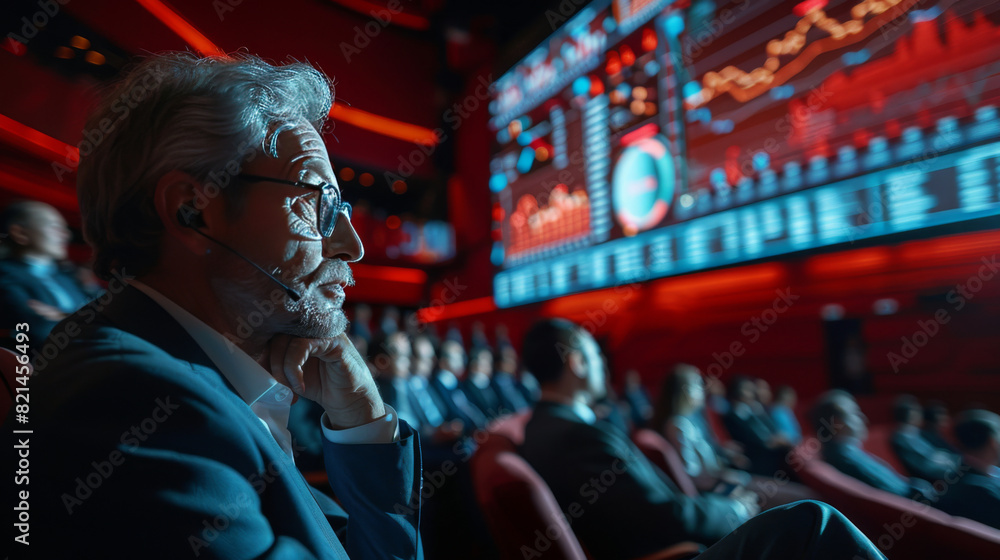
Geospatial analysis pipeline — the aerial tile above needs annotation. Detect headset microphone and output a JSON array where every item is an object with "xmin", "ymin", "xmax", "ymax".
[{"xmin": 177, "ymin": 208, "xmax": 302, "ymax": 302}]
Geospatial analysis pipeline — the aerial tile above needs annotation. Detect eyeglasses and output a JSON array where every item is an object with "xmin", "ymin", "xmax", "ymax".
[{"xmin": 238, "ymin": 173, "xmax": 352, "ymax": 238}]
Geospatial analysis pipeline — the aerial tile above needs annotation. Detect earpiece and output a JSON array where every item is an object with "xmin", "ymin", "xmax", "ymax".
[{"xmin": 177, "ymin": 205, "xmax": 205, "ymax": 229}]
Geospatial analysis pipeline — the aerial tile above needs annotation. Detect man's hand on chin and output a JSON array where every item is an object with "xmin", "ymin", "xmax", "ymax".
[{"xmin": 267, "ymin": 333, "xmax": 386, "ymax": 429}]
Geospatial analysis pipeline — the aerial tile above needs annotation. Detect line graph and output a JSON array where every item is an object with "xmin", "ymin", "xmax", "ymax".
[{"xmin": 685, "ymin": 0, "xmax": 922, "ymax": 108}]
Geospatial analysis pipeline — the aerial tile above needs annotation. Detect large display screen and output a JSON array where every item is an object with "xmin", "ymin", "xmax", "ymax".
[{"xmin": 488, "ymin": 0, "xmax": 1000, "ymax": 308}]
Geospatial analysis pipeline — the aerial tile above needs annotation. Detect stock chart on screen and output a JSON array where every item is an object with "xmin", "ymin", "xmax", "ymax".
[{"xmin": 488, "ymin": 0, "xmax": 1000, "ymax": 308}]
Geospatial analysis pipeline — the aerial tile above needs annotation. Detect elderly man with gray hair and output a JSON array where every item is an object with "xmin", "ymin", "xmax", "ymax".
[{"xmin": 25, "ymin": 53, "xmax": 422, "ymax": 559}]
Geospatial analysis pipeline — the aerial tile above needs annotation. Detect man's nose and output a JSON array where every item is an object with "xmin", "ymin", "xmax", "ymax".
[{"xmin": 322, "ymin": 212, "xmax": 364, "ymax": 262}]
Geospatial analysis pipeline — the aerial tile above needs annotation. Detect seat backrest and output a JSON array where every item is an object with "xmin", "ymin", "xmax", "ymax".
[
  {"xmin": 632, "ymin": 429, "xmax": 699, "ymax": 497},
  {"xmin": 0, "ymin": 347, "xmax": 28, "ymax": 424},
  {"xmin": 470, "ymin": 432, "xmax": 587, "ymax": 560},
  {"xmin": 487, "ymin": 410, "xmax": 532, "ymax": 446},
  {"xmin": 793, "ymin": 446, "xmax": 1000, "ymax": 559},
  {"xmin": 703, "ymin": 406, "xmax": 731, "ymax": 443}
]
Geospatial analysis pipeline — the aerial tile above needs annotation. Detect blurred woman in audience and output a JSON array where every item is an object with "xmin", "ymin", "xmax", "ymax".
[{"xmin": 653, "ymin": 365, "xmax": 815, "ymax": 508}]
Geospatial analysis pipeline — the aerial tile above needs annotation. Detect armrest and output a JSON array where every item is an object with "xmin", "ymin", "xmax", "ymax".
[{"xmin": 631, "ymin": 541, "xmax": 705, "ymax": 560}]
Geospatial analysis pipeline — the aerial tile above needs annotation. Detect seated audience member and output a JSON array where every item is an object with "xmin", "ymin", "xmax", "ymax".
[
  {"xmin": 653, "ymin": 365, "xmax": 734, "ymax": 489},
  {"xmin": 0, "ymin": 201, "xmax": 99, "ymax": 343},
  {"xmin": 723, "ymin": 375, "xmax": 792, "ymax": 475},
  {"xmin": 519, "ymin": 319, "xmax": 886, "ymax": 560},
  {"xmin": 371, "ymin": 331, "xmax": 419, "ymax": 427},
  {"xmin": 409, "ymin": 334, "xmax": 455, "ymax": 430},
  {"xmin": 431, "ymin": 339, "xmax": 488, "ymax": 430},
  {"xmin": 653, "ymin": 365, "xmax": 814, "ymax": 508},
  {"xmin": 922, "ymin": 400, "xmax": 960, "ymax": 454},
  {"xmin": 705, "ymin": 375, "xmax": 730, "ymax": 416},
  {"xmin": 812, "ymin": 390, "xmax": 936, "ymax": 501},
  {"xmin": 518, "ymin": 369, "xmax": 542, "ymax": 404},
  {"xmin": 348, "ymin": 302, "xmax": 373, "ymax": 345},
  {"xmin": 22, "ymin": 53, "xmax": 421, "ymax": 558},
  {"xmin": 462, "ymin": 346, "xmax": 504, "ymax": 418},
  {"xmin": 755, "ymin": 378, "xmax": 773, "ymax": 409},
  {"xmin": 623, "ymin": 369, "xmax": 654, "ymax": 429},
  {"xmin": 769, "ymin": 385, "xmax": 803, "ymax": 445},
  {"xmin": 935, "ymin": 410, "xmax": 1000, "ymax": 529},
  {"xmin": 890, "ymin": 395, "xmax": 960, "ymax": 482},
  {"xmin": 489, "ymin": 344, "xmax": 530, "ymax": 413}
]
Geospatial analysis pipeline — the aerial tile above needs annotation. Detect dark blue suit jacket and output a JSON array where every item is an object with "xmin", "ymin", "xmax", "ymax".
[
  {"xmin": 520, "ymin": 401, "xmax": 749, "ymax": 559},
  {"xmin": 936, "ymin": 463, "xmax": 1000, "ymax": 529},
  {"xmin": 23, "ymin": 285, "xmax": 422, "ymax": 559},
  {"xmin": 890, "ymin": 427, "xmax": 960, "ymax": 481},
  {"xmin": 822, "ymin": 438, "xmax": 935, "ymax": 501},
  {"xmin": 0, "ymin": 257, "xmax": 95, "ymax": 342}
]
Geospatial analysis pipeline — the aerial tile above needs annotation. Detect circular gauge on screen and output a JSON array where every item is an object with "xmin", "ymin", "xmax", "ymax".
[{"xmin": 612, "ymin": 134, "xmax": 675, "ymax": 232}]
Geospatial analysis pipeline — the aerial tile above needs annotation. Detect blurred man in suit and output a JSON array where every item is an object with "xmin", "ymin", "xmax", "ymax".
[
  {"xmin": 890, "ymin": 394, "xmax": 959, "ymax": 481},
  {"xmin": 462, "ymin": 346, "xmax": 503, "ymax": 419},
  {"xmin": 723, "ymin": 375, "xmax": 792, "ymax": 475},
  {"xmin": 812, "ymin": 390, "xmax": 936, "ymax": 501},
  {"xmin": 922, "ymin": 400, "xmax": 960, "ymax": 453},
  {"xmin": 0, "ymin": 201, "xmax": 97, "ymax": 343},
  {"xmin": 622, "ymin": 369, "xmax": 654, "ymax": 429},
  {"xmin": 489, "ymin": 344, "xmax": 530, "ymax": 413},
  {"xmin": 23, "ymin": 53, "xmax": 421, "ymax": 559},
  {"xmin": 935, "ymin": 410, "xmax": 1000, "ymax": 528},
  {"xmin": 371, "ymin": 331, "xmax": 418, "ymax": 428},
  {"xmin": 408, "ymin": 334, "xmax": 452, "ymax": 431},
  {"xmin": 519, "ymin": 318, "xmax": 886, "ymax": 560},
  {"xmin": 430, "ymin": 339, "xmax": 487, "ymax": 430}
]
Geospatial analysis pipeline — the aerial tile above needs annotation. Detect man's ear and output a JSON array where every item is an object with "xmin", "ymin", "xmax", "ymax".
[
  {"xmin": 567, "ymin": 349, "xmax": 586, "ymax": 380},
  {"xmin": 154, "ymin": 170, "xmax": 216, "ymax": 255},
  {"xmin": 6, "ymin": 224, "xmax": 29, "ymax": 246}
]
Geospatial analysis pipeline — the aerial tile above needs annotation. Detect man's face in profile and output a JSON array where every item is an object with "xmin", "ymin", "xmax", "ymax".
[
  {"xmin": 837, "ymin": 397, "xmax": 869, "ymax": 441},
  {"xmin": 578, "ymin": 330, "xmax": 607, "ymax": 401},
  {"xmin": 211, "ymin": 120, "xmax": 364, "ymax": 339},
  {"xmin": 16, "ymin": 204, "xmax": 70, "ymax": 261}
]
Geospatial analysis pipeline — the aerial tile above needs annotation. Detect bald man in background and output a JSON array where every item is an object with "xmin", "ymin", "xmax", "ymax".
[{"xmin": 0, "ymin": 201, "xmax": 98, "ymax": 345}]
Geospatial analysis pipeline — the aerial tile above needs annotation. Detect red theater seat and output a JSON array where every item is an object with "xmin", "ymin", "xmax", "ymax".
[
  {"xmin": 486, "ymin": 410, "xmax": 531, "ymax": 444},
  {"xmin": 471, "ymin": 431, "xmax": 702, "ymax": 560},
  {"xmin": 471, "ymin": 431, "xmax": 588, "ymax": 560},
  {"xmin": 632, "ymin": 429, "xmax": 700, "ymax": 498},
  {"xmin": 792, "ymin": 446, "xmax": 1000, "ymax": 558}
]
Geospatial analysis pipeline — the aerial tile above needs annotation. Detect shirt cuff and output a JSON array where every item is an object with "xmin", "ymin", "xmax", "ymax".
[{"xmin": 321, "ymin": 404, "xmax": 400, "ymax": 444}]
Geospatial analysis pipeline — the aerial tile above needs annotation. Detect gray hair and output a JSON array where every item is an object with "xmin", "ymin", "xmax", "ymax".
[{"xmin": 76, "ymin": 52, "xmax": 333, "ymax": 279}]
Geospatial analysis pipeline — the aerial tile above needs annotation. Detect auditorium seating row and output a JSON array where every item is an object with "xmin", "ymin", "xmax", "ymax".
[{"xmin": 474, "ymin": 411, "xmax": 1000, "ymax": 559}]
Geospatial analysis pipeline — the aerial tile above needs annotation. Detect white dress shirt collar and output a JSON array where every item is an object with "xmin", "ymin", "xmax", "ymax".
[{"xmin": 132, "ymin": 281, "xmax": 296, "ymax": 458}]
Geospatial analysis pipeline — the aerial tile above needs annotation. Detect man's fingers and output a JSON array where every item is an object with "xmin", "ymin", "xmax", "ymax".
[
  {"xmin": 281, "ymin": 338, "xmax": 333, "ymax": 393},
  {"xmin": 268, "ymin": 334, "xmax": 298, "ymax": 392}
]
